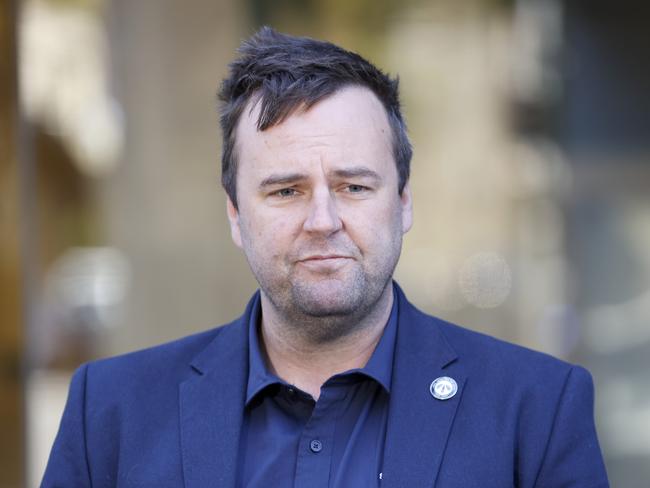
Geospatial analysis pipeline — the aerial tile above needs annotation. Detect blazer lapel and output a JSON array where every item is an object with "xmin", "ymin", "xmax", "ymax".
[
  {"xmin": 179, "ymin": 293, "xmax": 258, "ymax": 488},
  {"xmin": 381, "ymin": 287, "xmax": 467, "ymax": 488}
]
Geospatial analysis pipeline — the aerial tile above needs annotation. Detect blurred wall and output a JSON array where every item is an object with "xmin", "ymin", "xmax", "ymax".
[
  {"xmin": 0, "ymin": 0, "xmax": 24, "ymax": 485},
  {"xmin": 563, "ymin": 1, "xmax": 650, "ymax": 481}
]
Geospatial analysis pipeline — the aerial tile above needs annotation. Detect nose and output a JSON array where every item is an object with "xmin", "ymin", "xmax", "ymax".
[{"xmin": 303, "ymin": 188, "xmax": 343, "ymax": 235}]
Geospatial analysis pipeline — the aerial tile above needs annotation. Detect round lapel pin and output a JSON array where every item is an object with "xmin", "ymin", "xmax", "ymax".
[{"xmin": 430, "ymin": 376, "xmax": 458, "ymax": 400}]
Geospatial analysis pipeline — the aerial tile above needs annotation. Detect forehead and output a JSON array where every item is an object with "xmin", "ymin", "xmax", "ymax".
[{"xmin": 234, "ymin": 86, "xmax": 394, "ymax": 176}]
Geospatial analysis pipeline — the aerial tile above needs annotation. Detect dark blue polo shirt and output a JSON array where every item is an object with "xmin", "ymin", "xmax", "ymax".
[{"xmin": 237, "ymin": 290, "xmax": 398, "ymax": 487}]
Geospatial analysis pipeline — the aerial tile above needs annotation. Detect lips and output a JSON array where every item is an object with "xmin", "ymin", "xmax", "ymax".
[
  {"xmin": 299, "ymin": 255, "xmax": 351, "ymax": 262},
  {"xmin": 296, "ymin": 254, "xmax": 353, "ymax": 272}
]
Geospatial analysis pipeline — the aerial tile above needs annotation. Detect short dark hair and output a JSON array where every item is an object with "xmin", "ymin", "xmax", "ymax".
[{"xmin": 218, "ymin": 27, "xmax": 411, "ymax": 207}]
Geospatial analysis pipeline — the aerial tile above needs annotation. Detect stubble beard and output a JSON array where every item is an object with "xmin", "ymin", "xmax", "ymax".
[{"xmin": 255, "ymin": 240, "xmax": 402, "ymax": 345}]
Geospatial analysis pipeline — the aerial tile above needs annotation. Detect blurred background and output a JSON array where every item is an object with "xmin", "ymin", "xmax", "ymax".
[{"xmin": 1, "ymin": 0, "xmax": 649, "ymax": 485}]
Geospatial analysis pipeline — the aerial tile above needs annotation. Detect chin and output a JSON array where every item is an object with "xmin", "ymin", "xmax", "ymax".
[{"xmin": 290, "ymin": 278, "xmax": 366, "ymax": 317}]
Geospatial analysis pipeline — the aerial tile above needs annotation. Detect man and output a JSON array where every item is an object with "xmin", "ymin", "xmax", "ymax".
[{"xmin": 43, "ymin": 27, "xmax": 609, "ymax": 487}]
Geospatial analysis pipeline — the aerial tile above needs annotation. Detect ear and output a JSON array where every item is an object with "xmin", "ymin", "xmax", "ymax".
[
  {"xmin": 400, "ymin": 182, "xmax": 413, "ymax": 234},
  {"xmin": 226, "ymin": 197, "xmax": 243, "ymax": 248}
]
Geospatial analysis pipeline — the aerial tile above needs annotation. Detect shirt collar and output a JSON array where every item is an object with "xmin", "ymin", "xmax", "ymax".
[
  {"xmin": 245, "ymin": 293, "xmax": 281, "ymax": 404},
  {"xmin": 245, "ymin": 284, "xmax": 399, "ymax": 405}
]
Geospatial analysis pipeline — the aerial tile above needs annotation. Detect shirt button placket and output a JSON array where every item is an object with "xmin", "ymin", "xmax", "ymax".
[{"xmin": 294, "ymin": 389, "xmax": 339, "ymax": 488}]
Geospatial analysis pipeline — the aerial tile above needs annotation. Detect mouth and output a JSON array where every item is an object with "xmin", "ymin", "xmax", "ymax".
[
  {"xmin": 299, "ymin": 255, "xmax": 351, "ymax": 262},
  {"xmin": 296, "ymin": 255, "xmax": 353, "ymax": 272}
]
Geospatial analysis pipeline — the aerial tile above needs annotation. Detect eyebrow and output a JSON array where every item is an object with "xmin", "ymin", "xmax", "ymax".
[
  {"xmin": 330, "ymin": 167, "xmax": 383, "ymax": 183},
  {"xmin": 258, "ymin": 173, "xmax": 309, "ymax": 189}
]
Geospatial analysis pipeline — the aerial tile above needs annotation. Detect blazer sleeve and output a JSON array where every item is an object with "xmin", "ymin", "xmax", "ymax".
[
  {"xmin": 534, "ymin": 365, "xmax": 609, "ymax": 487},
  {"xmin": 41, "ymin": 364, "xmax": 92, "ymax": 488}
]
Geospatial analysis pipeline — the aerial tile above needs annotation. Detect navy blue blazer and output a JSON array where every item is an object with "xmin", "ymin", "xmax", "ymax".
[{"xmin": 42, "ymin": 286, "xmax": 609, "ymax": 487}]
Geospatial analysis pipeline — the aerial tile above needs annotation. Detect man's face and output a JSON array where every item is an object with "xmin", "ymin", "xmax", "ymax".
[{"xmin": 227, "ymin": 86, "xmax": 412, "ymax": 329}]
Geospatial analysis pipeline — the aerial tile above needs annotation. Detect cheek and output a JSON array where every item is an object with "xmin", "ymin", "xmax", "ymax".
[
  {"xmin": 342, "ymin": 199, "xmax": 402, "ymax": 234},
  {"xmin": 241, "ymin": 212, "xmax": 300, "ymax": 257}
]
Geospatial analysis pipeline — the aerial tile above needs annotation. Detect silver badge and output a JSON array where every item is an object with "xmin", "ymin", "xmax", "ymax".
[{"xmin": 430, "ymin": 376, "xmax": 458, "ymax": 400}]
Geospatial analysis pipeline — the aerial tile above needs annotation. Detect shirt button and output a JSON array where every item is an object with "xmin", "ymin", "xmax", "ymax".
[{"xmin": 309, "ymin": 439, "xmax": 323, "ymax": 453}]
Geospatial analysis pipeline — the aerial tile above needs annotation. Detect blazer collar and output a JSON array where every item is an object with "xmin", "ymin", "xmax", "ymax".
[
  {"xmin": 179, "ymin": 292, "xmax": 259, "ymax": 488},
  {"xmin": 381, "ymin": 283, "xmax": 467, "ymax": 488}
]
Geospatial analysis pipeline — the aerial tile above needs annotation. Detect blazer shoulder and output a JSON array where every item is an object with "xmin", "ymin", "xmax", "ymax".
[
  {"xmin": 408, "ymin": 303, "xmax": 582, "ymax": 386},
  {"xmin": 80, "ymin": 318, "xmax": 240, "ymax": 393}
]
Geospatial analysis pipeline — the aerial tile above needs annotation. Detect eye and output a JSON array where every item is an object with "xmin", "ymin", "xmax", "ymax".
[
  {"xmin": 274, "ymin": 187, "xmax": 298, "ymax": 197},
  {"xmin": 346, "ymin": 184, "xmax": 368, "ymax": 193}
]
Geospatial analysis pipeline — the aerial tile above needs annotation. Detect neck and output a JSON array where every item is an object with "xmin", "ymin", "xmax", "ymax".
[{"xmin": 259, "ymin": 284, "xmax": 394, "ymax": 400}]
